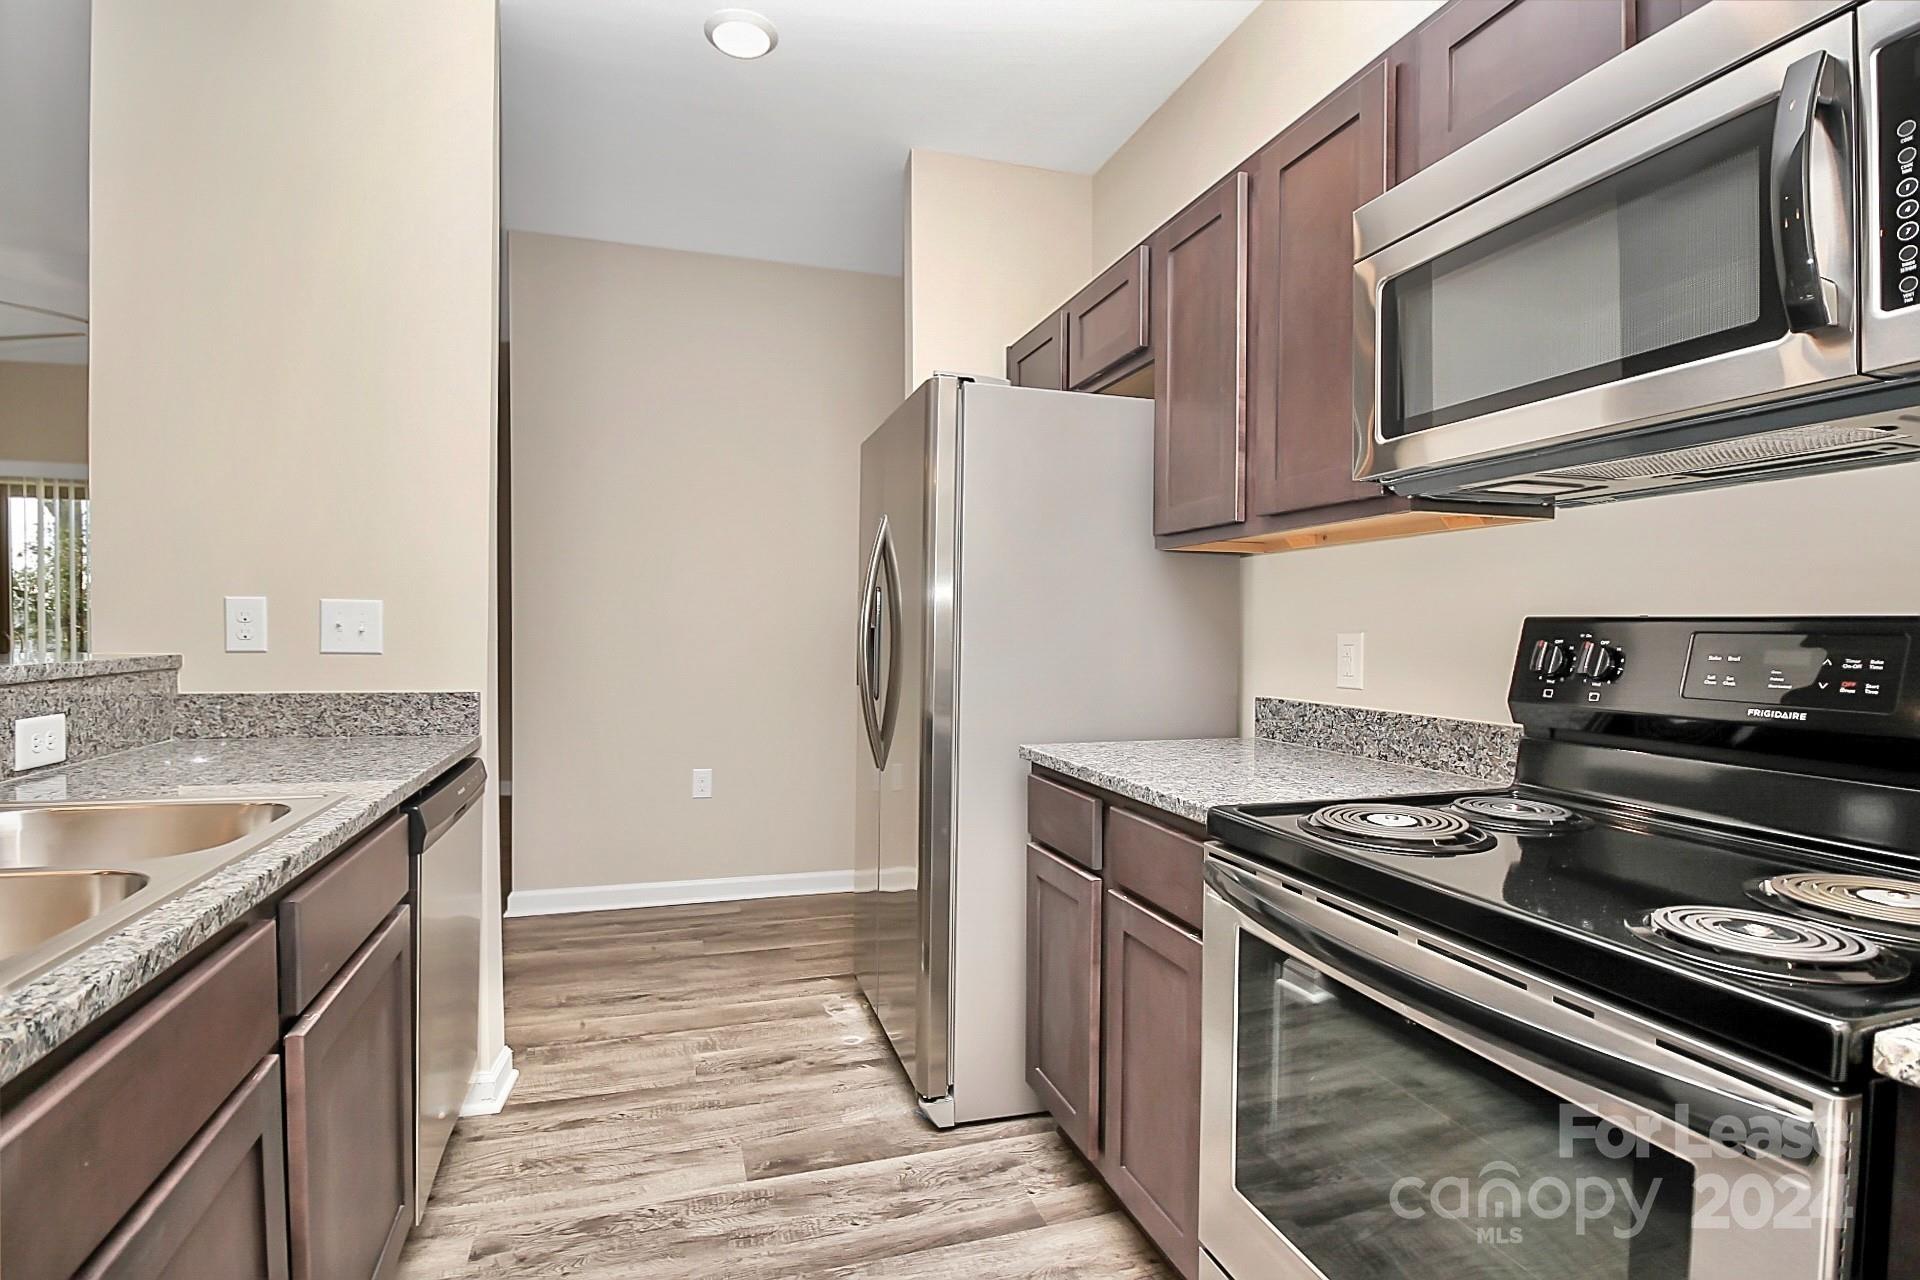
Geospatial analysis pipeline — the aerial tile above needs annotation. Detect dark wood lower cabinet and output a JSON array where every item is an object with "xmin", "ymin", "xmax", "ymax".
[
  {"xmin": 77, "ymin": 1057, "xmax": 291, "ymax": 1280},
  {"xmin": 1025, "ymin": 843, "xmax": 1103, "ymax": 1158},
  {"xmin": 284, "ymin": 907, "xmax": 415, "ymax": 1280},
  {"xmin": 1101, "ymin": 890, "xmax": 1202, "ymax": 1280}
]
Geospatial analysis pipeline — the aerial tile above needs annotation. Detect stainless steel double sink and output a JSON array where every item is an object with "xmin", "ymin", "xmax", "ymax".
[{"xmin": 0, "ymin": 794, "xmax": 340, "ymax": 994}]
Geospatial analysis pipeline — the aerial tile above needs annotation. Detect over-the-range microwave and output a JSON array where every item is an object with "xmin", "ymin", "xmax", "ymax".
[{"xmin": 1353, "ymin": 0, "xmax": 1920, "ymax": 505}]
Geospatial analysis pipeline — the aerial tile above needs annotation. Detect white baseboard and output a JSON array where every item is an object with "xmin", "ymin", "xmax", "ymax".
[
  {"xmin": 461, "ymin": 1045, "xmax": 518, "ymax": 1117},
  {"xmin": 504, "ymin": 868, "xmax": 857, "ymax": 918}
]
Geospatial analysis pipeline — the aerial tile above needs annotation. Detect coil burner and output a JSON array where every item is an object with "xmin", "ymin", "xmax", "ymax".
[
  {"xmin": 1300, "ymin": 803, "xmax": 1496, "ymax": 856},
  {"xmin": 1630, "ymin": 904, "xmax": 1907, "ymax": 986},
  {"xmin": 1450, "ymin": 795, "xmax": 1585, "ymax": 833}
]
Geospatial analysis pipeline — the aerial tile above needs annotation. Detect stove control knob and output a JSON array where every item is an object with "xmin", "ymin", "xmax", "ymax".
[
  {"xmin": 1529, "ymin": 638, "xmax": 1572, "ymax": 681},
  {"xmin": 1574, "ymin": 640, "xmax": 1624, "ymax": 683}
]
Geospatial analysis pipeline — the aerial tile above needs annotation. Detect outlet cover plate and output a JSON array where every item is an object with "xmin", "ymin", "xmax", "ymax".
[
  {"xmin": 1336, "ymin": 633, "xmax": 1366, "ymax": 690},
  {"xmin": 225, "ymin": 596, "xmax": 268, "ymax": 652},
  {"xmin": 320, "ymin": 599, "xmax": 384, "ymax": 654},
  {"xmin": 691, "ymin": 768, "xmax": 714, "ymax": 799},
  {"xmin": 14, "ymin": 712, "xmax": 68, "ymax": 771}
]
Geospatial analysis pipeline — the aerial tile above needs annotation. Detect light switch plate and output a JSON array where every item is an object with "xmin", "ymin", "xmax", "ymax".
[
  {"xmin": 320, "ymin": 599, "xmax": 384, "ymax": 654},
  {"xmin": 14, "ymin": 712, "xmax": 68, "ymax": 771},
  {"xmin": 1336, "ymin": 632, "xmax": 1366, "ymax": 690},
  {"xmin": 224, "ymin": 596, "xmax": 268, "ymax": 652}
]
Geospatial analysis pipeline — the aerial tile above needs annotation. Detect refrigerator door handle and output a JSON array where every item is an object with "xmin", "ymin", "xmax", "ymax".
[
  {"xmin": 874, "ymin": 516, "xmax": 904, "ymax": 768},
  {"xmin": 856, "ymin": 516, "xmax": 887, "ymax": 769}
]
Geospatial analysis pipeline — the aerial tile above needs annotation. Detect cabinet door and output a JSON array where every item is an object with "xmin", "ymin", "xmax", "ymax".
[
  {"xmin": 1394, "ymin": 0, "xmax": 1630, "ymax": 180},
  {"xmin": 1101, "ymin": 891, "xmax": 1201, "ymax": 1280},
  {"xmin": 1025, "ymin": 843, "xmax": 1102, "ymax": 1158},
  {"xmin": 77, "ymin": 1057, "xmax": 290, "ymax": 1280},
  {"xmin": 1007, "ymin": 312, "xmax": 1068, "ymax": 390},
  {"xmin": 1150, "ymin": 172, "xmax": 1249, "ymax": 535},
  {"xmin": 1066, "ymin": 246, "xmax": 1150, "ymax": 390},
  {"xmin": 1247, "ymin": 60, "xmax": 1390, "ymax": 519},
  {"xmin": 284, "ymin": 908, "xmax": 414, "ymax": 1280}
]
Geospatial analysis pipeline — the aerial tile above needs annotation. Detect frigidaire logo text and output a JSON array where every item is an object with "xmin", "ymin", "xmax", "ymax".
[{"xmin": 1746, "ymin": 707, "xmax": 1809, "ymax": 722}]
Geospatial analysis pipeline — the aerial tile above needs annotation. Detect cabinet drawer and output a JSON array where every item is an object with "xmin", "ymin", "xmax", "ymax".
[
  {"xmin": 1066, "ymin": 246, "xmax": 1150, "ymax": 389},
  {"xmin": 1028, "ymin": 773, "xmax": 1102, "ymax": 870},
  {"xmin": 278, "ymin": 813, "xmax": 408, "ymax": 1015},
  {"xmin": 1, "ymin": 922, "xmax": 280, "ymax": 1280},
  {"xmin": 77, "ymin": 1055, "xmax": 290, "ymax": 1280},
  {"xmin": 1105, "ymin": 806, "xmax": 1204, "ymax": 933}
]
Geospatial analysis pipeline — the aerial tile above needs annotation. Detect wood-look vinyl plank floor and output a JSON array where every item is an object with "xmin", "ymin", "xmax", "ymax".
[{"xmin": 398, "ymin": 893, "xmax": 1173, "ymax": 1279}]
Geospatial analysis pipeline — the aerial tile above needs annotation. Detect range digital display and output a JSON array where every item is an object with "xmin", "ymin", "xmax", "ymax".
[{"xmin": 1683, "ymin": 633, "xmax": 1907, "ymax": 714}]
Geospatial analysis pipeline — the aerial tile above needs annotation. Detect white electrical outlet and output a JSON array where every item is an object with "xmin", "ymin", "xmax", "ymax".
[
  {"xmin": 13, "ymin": 712, "xmax": 68, "ymax": 772},
  {"xmin": 691, "ymin": 768, "xmax": 714, "ymax": 799},
  {"xmin": 319, "ymin": 599, "xmax": 384, "ymax": 654},
  {"xmin": 224, "ymin": 596, "xmax": 268, "ymax": 652},
  {"xmin": 1336, "ymin": 633, "xmax": 1366, "ymax": 690}
]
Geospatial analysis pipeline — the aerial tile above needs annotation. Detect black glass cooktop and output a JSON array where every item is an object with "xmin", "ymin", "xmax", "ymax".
[{"xmin": 1209, "ymin": 790, "xmax": 1920, "ymax": 1085}]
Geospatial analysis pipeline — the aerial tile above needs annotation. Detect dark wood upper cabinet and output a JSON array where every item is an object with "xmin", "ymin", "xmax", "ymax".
[
  {"xmin": 1247, "ymin": 59, "xmax": 1391, "ymax": 519},
  {"xmin": 1392, "ymin": 0, "xmax": 1631, "ymax": 181},
  {"xmin": 1101, "ymin": 890, "xmax": 1202, "ymax": 1280},
  {"xmin": 1006, "ymin": 311, "xmax": 1068, "ymax": 390},
  {"xmin": 77, "ymin": 1056, "xmax": 291, "ymax": 1280},
  {"xmin": 283, "ymin": 907, "xmax": 415, "ymax": 1280},
  {"xmin": 1634, "ymin": 0, "xmax": 1711, "ymax": 42},
  {"xmin": 1025, "ymin": 842, "xmax": 1102, "ymax": 1159},
  {"xmin": 1150, "ymin": 172, "xmax": 1249, "ymax": 535},
  {"xmin": 1066, "ymin": 246, "xmax": 1150, "ymax": 390}
]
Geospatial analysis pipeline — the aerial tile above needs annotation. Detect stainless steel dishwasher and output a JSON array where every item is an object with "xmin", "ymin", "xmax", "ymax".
[{"xmin": 407, "ymin": 757, "xmax": 486, "ymax": 1220}]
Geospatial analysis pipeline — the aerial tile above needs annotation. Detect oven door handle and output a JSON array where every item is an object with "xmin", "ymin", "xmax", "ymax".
[
  {"xmin": 1771, "ymin": 48, "xmax": 1848, "ymax": 332},
  {"xmin": 1208, "ymin": 862, "xmax": 1821, "ymax": 1160}
]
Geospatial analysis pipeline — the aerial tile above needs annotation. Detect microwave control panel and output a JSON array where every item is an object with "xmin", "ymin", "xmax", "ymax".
[{"xmin": 1880, "ymin": 29, "xmax": 1920, "ymax": 312}]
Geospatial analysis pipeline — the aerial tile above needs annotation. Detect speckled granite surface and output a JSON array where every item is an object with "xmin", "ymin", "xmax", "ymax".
[
  {"xmin": 0, "ymin": 734, "xmax": 479, "ymax": 1086},
  {"xmin": 174, "ymin": 691, "xmax": 481, "ymax": 739},
  {"xmin": 1874, "ymin": 1024, "xmax": 1920, "ymax": 1086},
  {"xmin": 0, "ymin": 654, "xmax": 181, "ymax": 686},
  {"xmin": 1255, "ymin": 697, "xmax": 1522, "ymax": 780},
  {"xmin": 1020, "ymin": 737, "xmax": 1505, "ymax": 825},
  {"xmin": 0, "ymin": 664, "xmax": 180, "ymax": 777}
]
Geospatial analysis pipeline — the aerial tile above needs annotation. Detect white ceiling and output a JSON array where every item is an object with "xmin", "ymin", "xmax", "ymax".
[
  {"xmin": 502, "ymin": 0, "xmax": 1258, "ymax": 276},
  {"xmin": 0, "ymin": 0, "xmax": 89, "ymax": 362}
]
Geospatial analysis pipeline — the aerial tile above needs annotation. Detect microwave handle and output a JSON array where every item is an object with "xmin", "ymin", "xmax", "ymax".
[
  {"xmin": 1207, "ymin": 861, "xmax": 1820, "ymax": 1161},
  {"xmin": 1771, "ymin": 49, "xmax": 1848, "ymax": 332}
]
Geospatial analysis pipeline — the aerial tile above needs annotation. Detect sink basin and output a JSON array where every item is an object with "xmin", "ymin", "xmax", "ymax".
[
  {"xmin": 0, "ymin": 870, "xmax": 151, "ymax": 962},
  {"xmin": 0, "ymin": 800, "xmax": 292, "ymax": 869}
]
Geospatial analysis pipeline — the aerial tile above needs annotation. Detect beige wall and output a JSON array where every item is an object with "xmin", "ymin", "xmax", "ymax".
[
  {"xmin": 89, "ymin": 0, "xmax": 506, "ymax": 1073},
  {"xmin": 905, "ymin": 149, "xmax": 1091, "ymax": 393},
  {"xmin": 508, "ymin": 232, "xmax": 902, "ymax": 894},
  {"xmin": 1092, "ymin": 0, "xmax": 1920, "ymax": 731},
  {"xmin": 0, "ymin": 361, "xmax": 87, "ymax": 467},
  {"xmin": 90, "ymin": 0, "xmax": 498, "ymax": 696},
  {"xmin": 1092, "ymin": 0, "xmax": 1440, "ymax": 265}
]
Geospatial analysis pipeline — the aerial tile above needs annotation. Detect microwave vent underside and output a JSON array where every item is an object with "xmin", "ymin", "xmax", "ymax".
[{"xmin": 1542, "ymin": 424, "xmax": 1902, "ymax": 483}]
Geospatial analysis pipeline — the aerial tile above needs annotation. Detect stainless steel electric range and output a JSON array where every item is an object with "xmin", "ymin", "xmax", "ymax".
[{"xmin": 1201, "ymin": 617, "xmax": 1920, "ymax": 1280}]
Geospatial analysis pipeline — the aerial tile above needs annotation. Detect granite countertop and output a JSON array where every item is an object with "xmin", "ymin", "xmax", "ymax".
[
  {"xmin": 1020, "ymin": 737, "xmax": 1507, "ymax": 825},
  {"xmin": 1874, "ymin": 1024, "xmax": 1920, "ymax": 1087},
  {"xmin": 0, "ymin": 733, "xmax": 480, "ymax": 1087},
  {"xmin": 0, "ymin": 653, "xmax": 181, "ymax": 686}
]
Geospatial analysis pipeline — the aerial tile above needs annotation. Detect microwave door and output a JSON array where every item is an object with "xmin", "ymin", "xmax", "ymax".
[
  {"xmin": 1354, "ymin": 11, "xmax": 1861, "ymax": 487},
  {"xmin": 1861, "ymin": 0, "xmax": 1920, "ymax": 375}
]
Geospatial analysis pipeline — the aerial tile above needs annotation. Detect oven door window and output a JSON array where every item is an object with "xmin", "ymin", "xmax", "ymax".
[
  {"xmin": 1236, "ymin": 935, "xmax": 1695, "ymax": 1278},
  {"xmin": 1382, "ymin": 104, "xmax": 1786, "ymax": 440}
]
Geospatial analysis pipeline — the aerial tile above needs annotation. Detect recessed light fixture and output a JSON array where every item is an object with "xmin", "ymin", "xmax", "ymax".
[{"xmin": 705, "ymin": 8, "xmax": 778, "ymax": 60}]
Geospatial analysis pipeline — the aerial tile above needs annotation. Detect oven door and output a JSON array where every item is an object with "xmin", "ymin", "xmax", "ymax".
[
  {"xmin": 1199, "ymin": 856, "xmax": 1859, "ymax": 1280},
  {"xmin": 1354, "ymin": 12, "xmax": 1859, "ymax": 489}
]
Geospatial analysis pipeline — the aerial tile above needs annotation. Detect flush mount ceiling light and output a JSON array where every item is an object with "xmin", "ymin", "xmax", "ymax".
[{"xmin": 705, "ymin": 9, "xmax": 778, "ymax": 60}]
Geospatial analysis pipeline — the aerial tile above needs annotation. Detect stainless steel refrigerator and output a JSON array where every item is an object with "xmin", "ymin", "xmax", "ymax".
[{"xmin": 853, "ymin": 375, "xmax": 1240, "ymax": 1127}]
